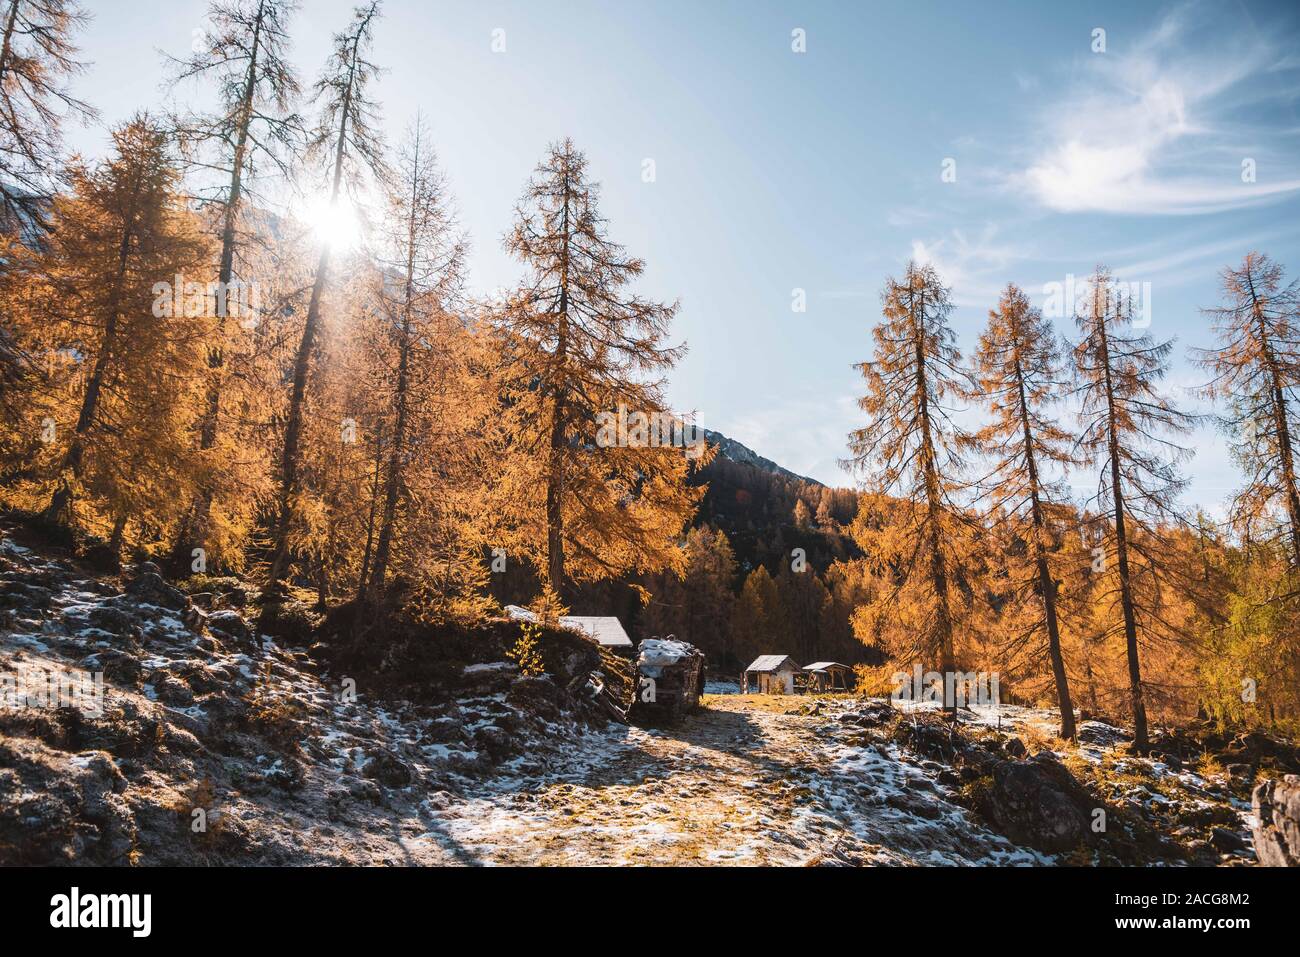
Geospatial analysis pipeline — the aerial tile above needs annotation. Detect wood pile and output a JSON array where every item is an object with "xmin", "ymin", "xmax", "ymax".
[{"xmin": 629, "ymin": 637, "xmax": 704, "ymax": 725}]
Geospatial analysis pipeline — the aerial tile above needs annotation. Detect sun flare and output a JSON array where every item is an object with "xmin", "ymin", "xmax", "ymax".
[{"xmin": 298, "ymin": 193, "xmax": 363, "ymax": 251}]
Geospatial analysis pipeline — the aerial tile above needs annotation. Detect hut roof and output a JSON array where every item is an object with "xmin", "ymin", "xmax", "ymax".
[
  {"xmin": 803, "ymin": 661, "xmax": 851, "ymax": 672},
  {"xmin": 503, "ymin": 605, "xmax": 633, "ymax": 648},
  {"xmin": 745, "ymin": 654, "xmax": 800, "ymax": 673}
]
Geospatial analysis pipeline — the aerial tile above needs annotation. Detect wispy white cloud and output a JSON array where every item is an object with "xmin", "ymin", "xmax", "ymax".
[
  {"xmin": 1112, "ymin": 230, "xmax": 1286, "ymax": 281},
  {"xmin": 909, "ymin": 224, "xmax": 1021, "ymax": 306},
  {"xmin": 1017, "ymin": 5, "xmax": 1300, "ymax": 215}
]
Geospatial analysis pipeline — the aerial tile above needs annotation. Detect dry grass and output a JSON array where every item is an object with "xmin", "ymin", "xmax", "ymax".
[
  {"xmin": 702, "ymin": 693, "xmax": 809, "ymax": 714},
  {"xmin": 1017, "ymin": 722, "xmax": 1070, "ymax": 756}
]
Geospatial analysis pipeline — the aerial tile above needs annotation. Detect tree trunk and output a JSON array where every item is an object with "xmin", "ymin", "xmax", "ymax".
[
  {"xmin": 108, "ymin": 512, "xmax": 128, "ymax": 558},
  {"xmin": 268, "ymin": 49, "xmax": 357, "ymax": 587},
  {"xmin": 544, "ymin": 169, "xmax": 572, "ymax": 598},
  {"xmin": 0, "ymin": 1, "xmax": 19, "ymax": 88},
  {"xmin": 43, "ymin": 210, "xmax": 135, "ymax": 524},
  {"xmin": 1013, "ymin": 348, "xmax": 1076, "ymax": 739},
  {"xmin": 356, "ymin": 423, "xmax": 385, "ymax": 603},
  {"xmin": 168, "ymin": 0, "xmax": 267, "ymax": 574},
  {"xmin": 912, "ymin": 286, "xmax": 957, "ymax": 716},
  {"xmin": 1246, "ymin": 270, "xmax": 1300, "ymax": 567},
  {"xmin": 368, "ymin": 131, "xmax": 422, "ymax": 598},
  {"xmin": 1097, "ymin": 310, "xmax": 1148, "ymax": 751}
]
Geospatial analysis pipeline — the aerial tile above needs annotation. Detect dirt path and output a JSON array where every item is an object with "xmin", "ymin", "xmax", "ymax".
[{"xmin": 415, "ymin": 695, "xmax": 1046, "ymax": 865}]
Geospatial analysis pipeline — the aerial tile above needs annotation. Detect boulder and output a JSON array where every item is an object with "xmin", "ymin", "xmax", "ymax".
[
  {"xmin": 183, "ymin": 604, "xmax": 208, "ymax": 632},
  {"xmin": 149, "ymin": 673, "xmax": 194, "ymax": 707},
  {"xmin": 974, "ymin": 753, "xmax": 1096, "ymax": 853},
  {"xmin": 0, "ymin": 739, "xmax": 136, "ymax": 865},
  {"xmin": 507, "ymin": 674, "xmax": 561, "ymax": 721},
  {"xmin": 1209, "ymin": 826, "xmax": 1246, "ymax": 854},
  {"xmin": 207, "ymin": 610, "xmax": 253, "ymax": 646},
  {"xmin": 473, "ymin": 725, "xmax": 517, "ymax": 762},
  {"xmin": 1252, "ymin": 774, "xmax": 1300, "ymax": 866},
  {"xmin": 0, "ymin": 580, "xmax": 54, "ymax": 612},
  {"xmin": 839, "ymin": 701, "xmax": 898, "ymax": 727},
  {"xmin": 362, "ymin": 748, "xmax": 412, "ymax": 789},
  {"xmin": 421, "ymin": 717, "xmax": 466, "ymax": 745},
  {"xmin": 256, "ymin": 599, "xmax": 316, "ymax": 646},
  {"xmin": 86, "ymin": 602, "xmax": 143, "ymax": 637},
  {"xmin": 885, "ymin": 790, "xmax": 943, "ymax": 820},
  {"xmin": 1077, "ymin": 721, "xmax": 1129, "ymax": 748},
  {"xmin": 91, "ymin": 649, "xmax": 143, "ymax": 688},
  {"xmin": 458, "ymin": 661, "xmax": 518, "ymax": 694},
  {"xmin": 124, "ymin": 567, "xmax": 189, "ymax": 611}
]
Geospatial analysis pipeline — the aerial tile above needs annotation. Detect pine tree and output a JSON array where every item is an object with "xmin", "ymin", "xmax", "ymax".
[
  {"xmin": 268, "ymin": 0, "xmax": 385, "ymax": 587},
  {"xmin": 731, "ymin": 565, "xmax": 780, "ymax": 678},
  {"xmin": 775, "ymin": 563, "xmax": 832, "ymax": 666},
  {"xmin": 32, "ymin": 117, "xmax": 213, "ymax": 545},
  {"xmin": 971, "ymin": 283, "xmax": 1078, "ymax": 738},
  {"xmin": 362, "ymin": 116, "xmax": 467, "ymax": 601},
  {"xmin": 814, "ymin": 490, "xmax": 834, "ymax": 529},
  {"xmin": 643, "ymin": 525, "xmax": 736, "ymax": 666},
  {"xmin": 0, "ymin": 0, "xmax": 97, "ymax": 226},
  {"xmin": 1194, "ymin": 253, "xmax": 1300, "ymax": 567},
  {"xmin": 843, "ymin": 262, "xmax": 974, "ymax": 714},
  {"xmin": 1072, "ymin": 266, "xmax": 1196, "ymax": 750},
  {"xmin": 492, "ymin": 138, "xmax": 702, "ymax": 597},
  {"xmin": 283, "ymin": 295, "xmax": 376, "ymax": 607},
  {"xmin": 793, "ymin": 497, "xmax": 812, "ymax": 529},
  {"xmin": 164, "ymin": 0, "xmax": 302, "ymax": 573}
]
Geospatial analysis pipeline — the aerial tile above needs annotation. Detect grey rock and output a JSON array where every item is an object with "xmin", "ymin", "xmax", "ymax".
[
  {"xmin": 207, "ymin": 610, "xmax": 253, "ymax": 645},
  {"xmin": 1209, "ymin": 826, "xmax": 1246, "ymax": 853},
  {"xmin": 1252, "ymin": 774, "xmax": 1300, "ymax": 866},
  {"xmin": 975, "ymin": 754, "xmax": 1094, "ymax": 853},
  {"xmin": 422, "ymin": 717, "xmax": 465, "ymax": 744},
  {"xmin": 125, "ymin": 570, "xmax": 189, "ymax": 611},
  {"xmin": 362, "ymin": 747, "xmax": 411, "ymax": 788}
]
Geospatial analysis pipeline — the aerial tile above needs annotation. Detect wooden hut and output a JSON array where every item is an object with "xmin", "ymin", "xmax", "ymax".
[
  {"xmin": 802, "ymin": 661, "xmax": 854, "ymax": 692},
  {"xmin": 743, "ymin": 655, "xmax": 801, "ymax": 694}
]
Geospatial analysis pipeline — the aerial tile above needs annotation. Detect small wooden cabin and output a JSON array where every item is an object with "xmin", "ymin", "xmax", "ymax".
[
  {"xmin": 803, "ymin": 661, "xmax": 854, "ymax": 692},
  {"xmin": 743, "ymin": 655, "xmax": 801, "ymax": 695}
]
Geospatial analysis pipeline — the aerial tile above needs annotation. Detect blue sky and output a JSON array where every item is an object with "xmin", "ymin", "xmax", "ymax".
[{"xmin": 66, "ymin": 0, "xmax": 1300, "ymax": 511}]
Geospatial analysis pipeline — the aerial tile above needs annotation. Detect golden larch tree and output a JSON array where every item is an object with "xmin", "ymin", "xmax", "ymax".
[
  {"xmin": 491, "ymin": 138, "xmax": 703, "ymax": 598},
  {"xmin": 31, "ymin": 117, "xmax": 213, "ymax": 549},
  {"xmin": 1195, "ymin": 252, "xmax": 1300, "ymax": 566},
  {"xmin": 970, "ymin": 283, "xmax": 1078, "ymax": 738},
  {"xmin": 843, "ymin": 261, "xmax": 975, "ymax": 714},
  {"xmin": 1072, "ymin": 266, "xmax": 1195, "ymax": 750}
]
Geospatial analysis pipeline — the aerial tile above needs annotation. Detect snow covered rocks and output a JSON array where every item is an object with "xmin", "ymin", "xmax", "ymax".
[
  {"xmin": 630, "ymin": 638, "xmax": 704, "ymax": 725},
  {"xmin": 123, "ymin": 563, "xmax": 189, "ymax": 611}
]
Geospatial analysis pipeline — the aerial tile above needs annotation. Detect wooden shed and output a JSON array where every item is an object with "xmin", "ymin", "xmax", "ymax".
[
  {"xmin": 743, "ymin": 654, "xmax": 801, "ymax": 695},
  {"xmin": 803, "ymin": 661, "xmax": 854, "ymax": 692}
]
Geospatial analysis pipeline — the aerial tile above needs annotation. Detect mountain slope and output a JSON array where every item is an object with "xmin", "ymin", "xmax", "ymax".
[{"xmin": 702, "ymin": 428, "xmax": 821, "ymax": 486}]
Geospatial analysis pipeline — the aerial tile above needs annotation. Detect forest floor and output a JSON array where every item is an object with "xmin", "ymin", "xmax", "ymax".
[{"xmin": 0, "ymin": 525, "xmax": 1271, "ymax": 867}]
